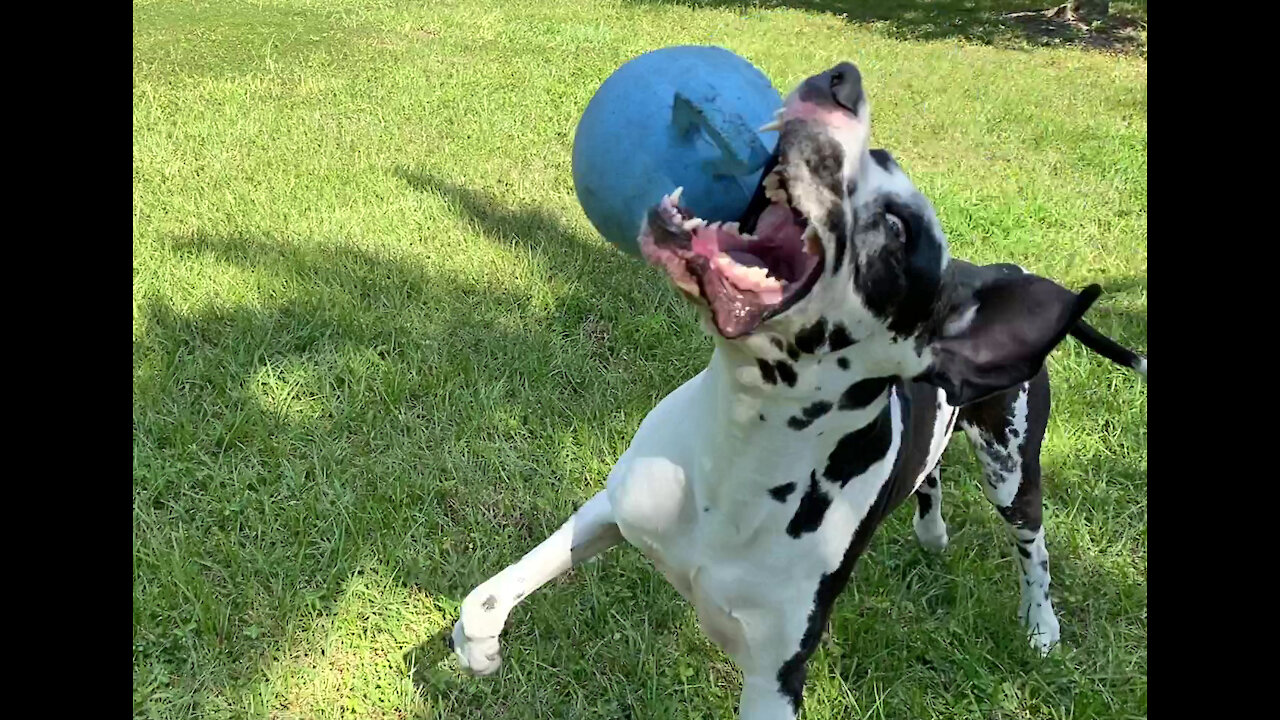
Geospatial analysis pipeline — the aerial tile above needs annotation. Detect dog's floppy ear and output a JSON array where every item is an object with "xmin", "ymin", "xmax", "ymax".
[{"xmin": 916, "ymin": 274, "xmax": 1100, "ymax": 406}]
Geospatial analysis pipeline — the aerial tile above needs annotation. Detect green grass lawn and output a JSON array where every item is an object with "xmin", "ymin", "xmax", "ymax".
[{"xmin": 133, "ymin": 1, "xmax": 1147, "ymax": 717}]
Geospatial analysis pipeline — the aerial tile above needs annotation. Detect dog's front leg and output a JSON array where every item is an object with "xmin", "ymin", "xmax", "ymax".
[
  {"xmin": 450, "ymin": 490, "xmax": 622, "ymax": 675},
  {"xmin": 739, "ymin": 674, "xmax": 802, "ymax": 720},
  {"xmin": 728, "ymin": 611, "xmax": 816, "ymax": 720}
]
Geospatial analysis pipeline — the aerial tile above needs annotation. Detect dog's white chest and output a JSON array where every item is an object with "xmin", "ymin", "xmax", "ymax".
[
  {"xmin": 608, "ymin": 460, "xmax": 788, "ymax": 658},
  {"xmin": 604, "ymin": 396, "xmax": 828, "ymax": 661},
  {"xmin": 602, "ymin": 361, "xmax": 922, "ymax": 666}
]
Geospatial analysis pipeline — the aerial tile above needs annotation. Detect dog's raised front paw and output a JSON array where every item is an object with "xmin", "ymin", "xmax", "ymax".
[{"xmin": 450, "ymin": 618, "xmax": 503, "ymax": 676}]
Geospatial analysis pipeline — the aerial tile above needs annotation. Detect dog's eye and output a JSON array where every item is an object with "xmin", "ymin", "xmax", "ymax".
[{"xmin": 885, "ymin": 213, "xmax": 906, "ymax": 242}]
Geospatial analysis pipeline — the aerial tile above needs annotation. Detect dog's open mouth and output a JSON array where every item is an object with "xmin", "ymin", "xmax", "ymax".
[{"xmin": 640, "ymin": 165, "xmax": 824, "ymax": 338}]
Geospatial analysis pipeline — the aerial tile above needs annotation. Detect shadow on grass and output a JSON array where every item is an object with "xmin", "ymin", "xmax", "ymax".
[
  {"xmin": 133, "ymin": 198, "xmax": 706, "ymax": 714},
  {"xmin": 625, "ymin": 0, "xmax": 1147, "ymax": 54}
]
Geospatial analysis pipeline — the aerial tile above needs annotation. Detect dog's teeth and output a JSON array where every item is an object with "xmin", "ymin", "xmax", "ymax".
[
  {"xmin": 682, "ymin": 218, "xmax": 705, "ymax": 231},
  {"xmin": 763, "ymin": 172, "xmax": 791, "ymax": 204},
  {"xmin": 758, "ymin": 120, "xmax": 782, "ymax": 133},
  {"xmin": 669, "ymin": 186, "xmax": 684, "ymax": 204},
  {"xmin": 803, "ymin": 225, "xmax": 821, "ymax": 254},
  {"xmin": 722, "ymin": 222, "xmax": 740, "ymax": 234}
]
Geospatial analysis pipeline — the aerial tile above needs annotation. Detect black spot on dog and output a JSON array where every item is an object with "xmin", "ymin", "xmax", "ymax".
[
  {"xmin": 786, "ymin": 471, "xmax": 831, "ymax": 538},
  {"xmin": 956, "ymin": 383, "xmax": 1023, "ymax": 449},
  {"xmin": 513, "ymin": 591, "xmax": 525, "ymax": 601},
  {"xmin": 776, "ymin": 654, "xmax": 808, "ymax": 716},
  {"xmin": 924, "ymin": 473, "xmax": 938, "ymax": 488},
  {"xmin": 774, "ymin": 361, "xmax": 797, "ymax": 387},
  {"xmin": 887, "ymin": 204, "xmax": 944, "ymax": 337},
  {"xmin": 795, "ymin": 318, "xmax": 828, "ymax": 354},
  {"xmin": 757, "ymin": 359, "xmax": 777, "ymax": 385},
  {"xmin": 1039, "ymin": 560, "xmax": 1049, "ymax": 572},
  {"xmin": 838, "ymin": 376, "xmax": 890, "ymax": 410},
  {"xmin": 777, "ymin": 443, "xmax": 902, "ymax": 713},
  {"xmin": 855, "ymin": 235, "xmax": 907, "ymax": 322},
  {"xmin": 482, "ymin": 595, "xmax": 497, "ymax": 611},
  {"xmin": 980, "ymin": 442, "xmax": 1019, "ymax": 476},
  {"xmin": 770, "ymin": 337, "xmax": 786, "ymax": 352},
  {"xmin": 915, "ymin": 489, "xmax": 933, "ymax": 519},
  {"xmin": 805, "ymin": 147, "xmax": 845, "ymax": 201},
  {"xmin": 826, "ymin": 206, "xmax": 847, "ymax": 272},
  {"xmin": 703, "ymin": 506, "xmax": 710, "ymax": 513},
  {"xmin": 824, "ymin": 400, "xmax": 893, "ymax": 487},
  {"xmin": 1016, "ymin": 544, "xmax": 1031, "ymax": 559},
  {"xmin": 837, "ymin": 357, "xmax": 850, "ymax": 370},
  {"xmin": 996, "ymin": 503, "xmax": 1041, "ymax": 535},
  {"xmin": 827, "ymin": 324, "xmax": 856, "ymax": 351},
  {"xmin": 869, "ymin": 148, "xmax": 896, "ymax": 172},
  {"xmin": 759, "ymin": 413, "xmax": 767, "ymax": 422},
  {"xmin": 768, "ymin": 482, "xmax": 797, "ymax": 502},
  {"xmin": 787, "ymin": 344, "xmax": 801, "ymax": 361},
  {"xmin": 788, "ymin": 400, "xmax": 833, "ymax": 430}
]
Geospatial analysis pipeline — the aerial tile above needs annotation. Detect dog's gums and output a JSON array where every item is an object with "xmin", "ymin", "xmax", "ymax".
[{"xmin": 640, "ymin": 169, "xmax": 824, "ymax": 339}]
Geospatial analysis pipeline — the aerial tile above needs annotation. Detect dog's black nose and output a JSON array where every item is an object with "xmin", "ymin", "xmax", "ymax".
[
  {"xmin": 827, "ymin": 62, "xmax": 864, "ymax": 114},
  {"xmin": 800, "ymin": 62, "xmax": 865, "ymax": 115}
]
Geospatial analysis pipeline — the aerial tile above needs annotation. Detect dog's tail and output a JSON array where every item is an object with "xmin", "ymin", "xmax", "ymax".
[{"xmin": 1069, "ymin": 320, "xmax": 1146, "ymax": 380}]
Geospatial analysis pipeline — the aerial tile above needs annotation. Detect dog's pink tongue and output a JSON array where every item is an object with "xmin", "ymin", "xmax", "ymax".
[
  {"xmin": 756, "ymin": 203, "xmax": 803, "ymax": 244},
  {"xmin": 692, "ymin": 203, "xmax": 802, "ymax": 257}
]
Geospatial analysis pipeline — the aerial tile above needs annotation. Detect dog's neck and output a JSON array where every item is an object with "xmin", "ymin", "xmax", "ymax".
[
  {"xmin": 683, "ymin": 338, "xmax": 905, "ymax": 521},
  {"xmin": 703, "ymin": 336, "xmax": 889, "ymax": 436}
]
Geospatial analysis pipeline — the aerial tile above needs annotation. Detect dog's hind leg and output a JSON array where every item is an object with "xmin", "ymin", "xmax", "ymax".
[
  {"xmin": 958, "ymin": 371, "xmax": 1060, "ymax": 655},
  {"xmin": 450, "ymin": 490, "xmax": 622, "ymax": 676},
  {"xmin": 912, "ymin": 462, "xmax": 948, "ymax": 552}
]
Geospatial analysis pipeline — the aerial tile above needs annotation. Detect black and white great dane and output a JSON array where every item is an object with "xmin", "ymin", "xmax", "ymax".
[{"xmin": 450, "ymin": 62, "xmax": 1147, "ymax": 718}]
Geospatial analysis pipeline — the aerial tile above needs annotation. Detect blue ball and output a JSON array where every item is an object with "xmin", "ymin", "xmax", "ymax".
[{"xmin": 572, "ymin": 46, "xmax": 783, "ymax": 256}]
